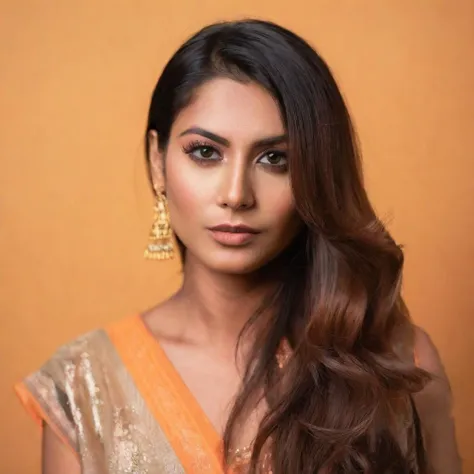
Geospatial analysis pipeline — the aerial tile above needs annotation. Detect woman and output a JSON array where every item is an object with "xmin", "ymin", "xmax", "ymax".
[{"xmin": 16, "ymin": 19, "xmax": 461, "ymax": 473}]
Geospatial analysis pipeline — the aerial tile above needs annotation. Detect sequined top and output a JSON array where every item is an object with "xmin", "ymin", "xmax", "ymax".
[
  {"xmin": 16, "ymin": 315, "xmax": 236, "ymax": 473},
  {"xmin": 16, "ymin": 315, "xmax": 420, "ymax": 474}
]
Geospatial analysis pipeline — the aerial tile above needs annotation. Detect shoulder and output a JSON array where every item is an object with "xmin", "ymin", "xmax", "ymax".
[
  {"xmin": 15, "ymin": 327, "xmax": 106, "ymax": 452},
  {"xmin": 412, "ymin": 330, "xmax": 462, "ymax": 471},
  {"xmin": 412, "ymin": 326, "xmax": 452, "ymax": 415},
  {"xmin": 50, "ymin": 314, "xmax": 140, "ymax": 364},
  {"xmin": 31, "ymin": 314, "xmax": 140, "ymax": 386},
  {"xmin": 413, "ymin": 326, "xmax": 445, "ymax": 376},
  {"xmin": 16, "ymin": 318, "xmax": 134, "ymax": 458},
  {"xmin": 44, "ymin": 327, "xmax": 108, "ymax": 373}
]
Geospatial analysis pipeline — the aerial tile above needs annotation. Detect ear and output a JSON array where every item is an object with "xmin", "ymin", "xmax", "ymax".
[{"xmin": 148, "ymin": 130, "xmax": 165, "ymax": 193}]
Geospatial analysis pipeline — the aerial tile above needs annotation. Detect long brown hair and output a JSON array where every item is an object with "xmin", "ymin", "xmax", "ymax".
[{"xmin": 146, "ymin": 19, "xmax": 429, "ymax": 473}]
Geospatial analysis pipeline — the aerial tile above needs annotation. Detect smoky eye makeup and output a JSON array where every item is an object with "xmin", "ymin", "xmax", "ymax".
[
  {"xmin": 256, "ymin": 150, "xmax": 288, "ymax": 172},
  {"xmin": 181, "ymin": 140, "xmax": 222, "ymax": 163},
  {"xmin": 181, "ymin": 138, "xmax": 289, "ymax": 172}
]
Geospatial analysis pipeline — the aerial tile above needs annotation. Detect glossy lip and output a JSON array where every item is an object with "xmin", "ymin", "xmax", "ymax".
[
  {"xmin": 209, "ymin": 224, "xmax": 260, "ymax": 234},
  {"xmin": 208, "ymin": 224, "xmax": 260, "ymax": 246}
]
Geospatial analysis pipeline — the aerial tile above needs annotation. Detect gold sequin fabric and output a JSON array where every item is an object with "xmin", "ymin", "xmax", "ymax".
[
  {"xmin": 16, "ymin": 321, "xmax": 419, "ymax": 474},
  {"xmin": 19, "ymin": 329, "xmax": 186, "ymax": 473},
  {"xmin": 16, "ymin": 323, "xmax": 289, "ymax": 473}
]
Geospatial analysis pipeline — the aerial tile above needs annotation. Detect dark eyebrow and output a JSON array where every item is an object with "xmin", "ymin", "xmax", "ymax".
[
  {"xmin": 254, "ymin": 134, "xmax": 287, "ymax": 148},
  {"xmin": 179, "ymin": 127, "xmax": 230, "ymax": 146},
  {"xmin": 179, "ymin": 127, "xmax": 287, "ymax": 149}
]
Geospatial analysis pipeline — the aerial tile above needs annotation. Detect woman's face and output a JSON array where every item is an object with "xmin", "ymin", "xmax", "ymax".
[{"xmin": 150, "ymin": 78, "xmax": 302, "ymax": 274}]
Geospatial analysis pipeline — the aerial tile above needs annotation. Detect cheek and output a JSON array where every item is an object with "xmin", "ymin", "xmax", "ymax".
[
  {"xmin": 259, "ymin": 178, "xmax": 298, "ymax": 226},
  {"xmin": 164, "ymin": 155, "xmax": 208, "ymax": 231},
  {"xmin": 167, "ymin": 177, "xmax": 196, "ymax": 217}
]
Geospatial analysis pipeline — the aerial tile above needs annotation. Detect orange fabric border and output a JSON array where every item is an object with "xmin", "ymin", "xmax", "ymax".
[
  {"xmin": 14, "ymin": 382, "xmax": 79, "ymax": 459},
  {"xmin": 107, "ymin": 315, "xmax": 224, "ymax": 474}
]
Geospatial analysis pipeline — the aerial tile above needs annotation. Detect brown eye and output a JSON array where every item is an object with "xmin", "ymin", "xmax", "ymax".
[
  {"xmin": 267, "ymin": 152, "xmax": 282, "ymax": 164},
  {"xmin": 182, "ymin": 141, "xmax": 221, "ymax": 162},
  {"xmin": 258, "ymin": 151, "xmax": 288, "ymax": 167},
  {"xmin": 193, "ymin": 146, "xmax": 219, "ymax": 161},
  {"xmin": 199, "ymin": 147, "xmax": 215, "ymax": 159}
]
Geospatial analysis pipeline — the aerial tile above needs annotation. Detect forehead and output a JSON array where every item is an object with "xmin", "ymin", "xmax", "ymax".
[{"xmin": 172, "ymin": 78, "xmax": 285, "ymax": 141}]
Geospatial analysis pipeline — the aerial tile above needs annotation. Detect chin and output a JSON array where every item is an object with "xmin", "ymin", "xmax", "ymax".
[{"xmin": 202, "ymin": 248, "xmax": 272, "ymax": 275}]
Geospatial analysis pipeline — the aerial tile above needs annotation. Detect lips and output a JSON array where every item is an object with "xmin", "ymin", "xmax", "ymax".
[
  {"xmin": 209, "ymin": 224, "xmax": 259, "ymax": 234},
  {"xmin": 208, "ymin": 224, "xmax": 260, "ymax": 246}
]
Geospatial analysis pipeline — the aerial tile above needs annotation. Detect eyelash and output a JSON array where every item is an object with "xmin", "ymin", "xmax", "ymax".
[
  {"xmin": 181, "ymin": 140, "xmax": 220, "ymax": 163},
  {"xmin": 181, "ymin": 140, "xmax": 288, "ymax": 171}
]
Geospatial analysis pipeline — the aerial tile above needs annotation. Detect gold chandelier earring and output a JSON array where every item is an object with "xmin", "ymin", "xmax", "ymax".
[{"xmin": 144, "ymin": 192, "xmax": 174, "ymax": 260}]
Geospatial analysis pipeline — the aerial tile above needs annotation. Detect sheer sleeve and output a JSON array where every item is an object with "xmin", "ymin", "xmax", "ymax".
[{"xmin": 14, "ymin": 339, "xmax": 87, "ymax": 456}]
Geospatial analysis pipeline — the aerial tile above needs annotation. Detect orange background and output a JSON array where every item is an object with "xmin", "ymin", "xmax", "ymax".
[{"xmin": 1, "ymin": 2, "xmax": 473, "ymax": 473}]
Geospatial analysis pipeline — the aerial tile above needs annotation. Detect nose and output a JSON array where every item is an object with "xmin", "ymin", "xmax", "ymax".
[{"xmin": 216, "ymin": 159, "xmax": 255, "ymax": 211}]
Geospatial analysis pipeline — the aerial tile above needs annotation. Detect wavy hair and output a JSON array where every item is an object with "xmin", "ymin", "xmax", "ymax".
[{"xmin": 145, "ymin": 19, "xmax": 429, "ymax": 473}]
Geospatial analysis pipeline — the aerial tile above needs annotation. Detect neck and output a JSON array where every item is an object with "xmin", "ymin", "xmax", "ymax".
[{"xmin": 174, "ymin": 253, "xmax": 275, "ymax": 352}]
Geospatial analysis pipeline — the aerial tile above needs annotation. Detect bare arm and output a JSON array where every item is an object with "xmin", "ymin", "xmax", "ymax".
[
  {"xmin": 413, "ymin": 327, "xmax": 462, "ymax": 474},
  {"xmin": 42, "ymin": 424, "xmax": 80, "ymax": 474}
]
